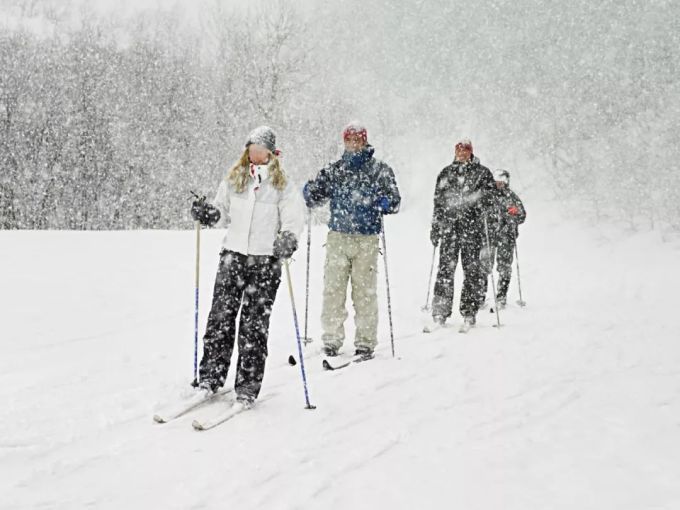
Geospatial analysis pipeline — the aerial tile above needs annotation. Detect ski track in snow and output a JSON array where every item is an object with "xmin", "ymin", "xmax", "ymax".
[{"xmin": 1, "ymin": 206, "xmax": 680, "ymax": 509}]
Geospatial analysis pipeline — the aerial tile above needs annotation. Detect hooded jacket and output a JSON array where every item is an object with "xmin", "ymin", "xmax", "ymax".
[
  {"xmin": 303, "ymin": 145, "xmax": 401, "ymax": 235},
  {"xmin": 489, "ymin": 186, "xmax": 526, "ymax": 239},
  {"xmin": 431, "ymin": 156, "xmax": 496, "ymax": 239},
  {"xmin": 212, "ymin": 162, "xmax": 304, "ymax": 256}
]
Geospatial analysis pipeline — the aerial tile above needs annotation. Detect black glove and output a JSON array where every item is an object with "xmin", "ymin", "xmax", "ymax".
[
  {"xmin": 273, "ymin": 231, "xmax": 298, "ymax": 259},
  {"xmin": 430, "ymin": 227, "xmax": 440, "ymax": 247},
  {"xmin": 191, "ymin": 198, "xmax": 220, "ymax": 227},
  {"xmin": 302, "ymin": 182, "xmax": 315, "ymax": 208}
]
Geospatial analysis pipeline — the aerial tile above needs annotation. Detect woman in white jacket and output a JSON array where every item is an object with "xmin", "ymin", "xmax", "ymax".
[{"xmin": 190, "ymin": 126, "xmax": 304, "ymax": 406}]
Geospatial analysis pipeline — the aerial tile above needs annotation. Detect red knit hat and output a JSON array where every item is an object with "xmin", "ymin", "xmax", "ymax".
[
  {"xmin": 455, "ymin": 138, "xmax": 473, "ymax": 153},
  {"xmin": 342, "ymin": 122, "xmax": 368, "ymax": 143}
]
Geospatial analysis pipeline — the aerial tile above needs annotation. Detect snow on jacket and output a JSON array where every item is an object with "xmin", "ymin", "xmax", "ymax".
[
  {"xmin": 213, "ymin": 162, "xmax": 304, "ymax": 256},
  {"xmin": 303, "ymin": 145, "xmax": 401, "ymax": 235},
  {"xmin": 491, "ymin": 187, "xmax": 526, "ymax": 239},
  {"xmin": 431, "ymin": 156, "xmax": 496, "ymax": 239}
]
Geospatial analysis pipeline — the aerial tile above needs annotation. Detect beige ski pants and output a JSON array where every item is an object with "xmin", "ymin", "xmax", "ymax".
[{"xmin": 321, "ymin": 231, "xmax": 379, "ymax": 351}]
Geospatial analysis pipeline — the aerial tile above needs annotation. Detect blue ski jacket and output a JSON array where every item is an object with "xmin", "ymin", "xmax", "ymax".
[{"xmin": 303, "ymin": 146, "xmax": 401, "ymax": 235}]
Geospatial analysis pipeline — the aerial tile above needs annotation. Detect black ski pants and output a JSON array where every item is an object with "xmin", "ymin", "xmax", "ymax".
[
  {"xmin": 483, "ymin": 234, "xmax": 516, "ymax": 299},
  {"xmin": 199, "ymin": 250, "xmax": 281, "ymax": 400},
  {"xmin": 432, "ymin": 230, "xmax": 485, "ymax": 319}
]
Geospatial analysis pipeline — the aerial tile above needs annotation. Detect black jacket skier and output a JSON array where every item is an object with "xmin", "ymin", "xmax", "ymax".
[
  {"xmin": 483, "ymin": 170, "xmax": 526, "ymax": 306},
  {"xmin": 428, "ymin": 139, "xmax": 495, "ymax": 329}
]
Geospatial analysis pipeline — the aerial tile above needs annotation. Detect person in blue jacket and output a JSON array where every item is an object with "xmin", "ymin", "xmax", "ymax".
[{"xmin": 303, "ymin": 122, "xmax": 401, "ymax": 358}]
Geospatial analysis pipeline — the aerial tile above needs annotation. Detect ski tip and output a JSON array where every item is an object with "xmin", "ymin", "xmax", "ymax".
[
  {"xmin": 191, "ymin": 420, "xmax": 204, "ymax": 431},
  {"xmin": 288, "ymin": 355, "xmax": 297, "ymax": 366},
  {"xmin": 322, "ymin": 359, "xmax": 333, "ymax": 371},
  {"xmin": 153, "ymin": 415, "xmax": 166, "ymax": 424}
]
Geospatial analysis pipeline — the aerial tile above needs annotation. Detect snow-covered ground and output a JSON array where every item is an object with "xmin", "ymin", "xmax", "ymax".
[{"xmin": 2, "ymin": 204, "xmax": 680, "ymax": 509}]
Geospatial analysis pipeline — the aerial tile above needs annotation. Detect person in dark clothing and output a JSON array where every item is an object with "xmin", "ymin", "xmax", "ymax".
[
  {"xmin": 425, "ymin": 139, "xmax": 496, "ymax": 333},
  {"xmin": 482, "ymin": 169, "xmax": 526, "ymax": 308},
  {"xmin": 190, "ymin": 126, "xmax": 304, "ymax": 407}
]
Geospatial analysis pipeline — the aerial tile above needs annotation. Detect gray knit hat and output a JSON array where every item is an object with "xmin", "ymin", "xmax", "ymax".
[{"xmin": 245, "ymin": 126, "xmax": 276, "ymax": 153}]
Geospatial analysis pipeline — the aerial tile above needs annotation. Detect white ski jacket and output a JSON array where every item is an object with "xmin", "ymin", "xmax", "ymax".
[{"xmin": 212, "ymin": 165, "xmax": 304, "ymax": 257}]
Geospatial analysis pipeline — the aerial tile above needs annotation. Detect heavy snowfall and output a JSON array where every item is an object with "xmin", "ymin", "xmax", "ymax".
[{"xmin": 1, "ymin": 1, "xmax": 679, "ymax": 509}]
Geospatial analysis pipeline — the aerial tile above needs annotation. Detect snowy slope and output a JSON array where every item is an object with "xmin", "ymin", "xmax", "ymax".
[{"xmin": 1, "ymin": 206, "xmax": 680, "ymax": 510}]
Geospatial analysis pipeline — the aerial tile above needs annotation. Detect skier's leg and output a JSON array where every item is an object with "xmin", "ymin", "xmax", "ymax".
[
  {"xmin": 198, "ymin": 251, "xmax": 246, "ymax": 391},
  {"xmin": 234, "ymin": 255, "xmax": 282, "ymax": 401},
  {"xmin": 460, "ymin": 232, "xmax": 485, "ymax": 319},
  {"xmin": 432, "ymin": 234, "xmax": 459, "ymax": 321},
  {"xmin": 496, "ymin": 236, "xmax": 514, "ymax": 299},
  {"xmin": 480, "ymin": 245, "xmax": 496, "ymax": 306},
  {"xmin": 350, "ymin": 234, "xmax": 379, "ymax": 351},
  {"xmin": 321, "ymin": 231, "xmax": 351, "ymax": 351}
]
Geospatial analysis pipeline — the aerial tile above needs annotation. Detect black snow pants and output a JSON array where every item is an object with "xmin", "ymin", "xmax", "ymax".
[
  {"xmin": 432, "ymin": 229, "xmax": 486, "ymax": 319},
  {"xmin": 199, "ymin": 250, "xmax": 281, "ymax": 400},
  {"xmin": 483, "ymin": 234, "xmax": 516, "ymax": 300}
]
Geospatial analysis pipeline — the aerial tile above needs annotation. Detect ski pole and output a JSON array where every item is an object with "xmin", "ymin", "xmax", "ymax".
[
  {"xmin": 303, "ymin": 210, "xmax": 313, "ymax": 344},
  {"xmin": 421, "ymin": 245, "xmax": 436, "ymax": 311},
  {"xmin": 514, "ymin": 241, "xmax": 526, "ymax": 307},
  {"xmin": 192, "ymin": 219, "xmax": 200, "ymax": 387},
  {"xmin": 483, "ymin": 216, "xmax": 501, "ymax": 328},
  {"xmin": 283, "ymin": 259, "xmax": 316, "ymax": 410},
  {"xmin": 381, "ymin": 220, "xmax": 396, "ymax": 357},
  {"xmin": 189, "ymin": 190, "xmax": 205, "ymax": 387}
]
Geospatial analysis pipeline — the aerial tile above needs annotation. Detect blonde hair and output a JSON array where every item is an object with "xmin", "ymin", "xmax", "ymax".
[{"xmin": 227, "ymin": 149, "xmax": 287, "ymax": 192}]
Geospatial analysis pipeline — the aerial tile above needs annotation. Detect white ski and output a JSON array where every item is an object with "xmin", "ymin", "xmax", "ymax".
[
  {"xmin": 322, "ymin": 353, "xmax": 374, "ymax": 371},
  {"xmin": 153, "ymin": 388, "xmax": 231, "ymax": 424},
  {"xmin": 192, "ymin": 401, "xmax": 247, "ymax": 431}
]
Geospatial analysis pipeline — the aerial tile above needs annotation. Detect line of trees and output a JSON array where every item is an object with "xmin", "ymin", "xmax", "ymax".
[
  {"xmin": 1, "ymin": 0, "xmax": 679, "ymax": 232},
  {"xmin": 0, "ymin": 1, "xmax": 349, "ymax": 229}
]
